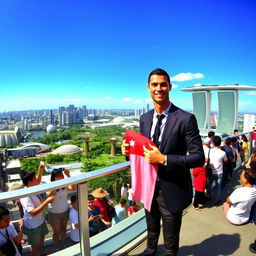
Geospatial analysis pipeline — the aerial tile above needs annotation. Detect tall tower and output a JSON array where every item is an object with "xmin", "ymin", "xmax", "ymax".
[
  {"xmin": 192, "ymin": 91, "xmax": 211, "ymax": 130},
  {"xmin": 182, "ymin": 84, "xmax": 256, "ymax": 135},
  {"xmin": 59, "ymin": 106, "xmax": 65, "ymax": 127},
  {"xmin": 50, "ymin": 110, "xmax": 54, "ymax": 125}
]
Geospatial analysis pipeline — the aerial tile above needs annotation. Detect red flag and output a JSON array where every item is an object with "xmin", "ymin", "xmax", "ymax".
[{"xmin": 125, "ymin": 130, "xmax": 158, "ymax": 211}]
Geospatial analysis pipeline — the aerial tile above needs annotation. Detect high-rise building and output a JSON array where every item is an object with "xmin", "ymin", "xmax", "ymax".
[
  {"xmin": 182, "ymin": 84, "xmax": 256, "ymax": 135},
  {"xmin": 59, "ymin": 106, "xmax": 65, "ymax": 127},
  {"xmin": 243, "ymin": 114, "xmax": 256, "ymax": 132},
  {"xmin": 50, "ymin": 110, "xmax": 54, "ymax": 125},
  {"xmin": 192, "ymin": 91, "xmax": 211, "ymax": 130}
]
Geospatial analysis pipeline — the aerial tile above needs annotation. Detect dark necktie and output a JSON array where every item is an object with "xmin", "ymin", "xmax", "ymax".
[{"xmin": 153, "ymin": 114, "xmax": 165, "ymax": 147}]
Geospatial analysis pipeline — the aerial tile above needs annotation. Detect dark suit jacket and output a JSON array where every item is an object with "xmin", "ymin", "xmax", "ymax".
[{"xmin": 140, "ymin": 103, "xmax": 204, "ymax": 213}]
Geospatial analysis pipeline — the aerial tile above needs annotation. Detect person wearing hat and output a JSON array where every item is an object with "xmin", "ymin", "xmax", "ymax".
[{"xmin": 92, "ymin": 188, "xmax": 111, "ymax": 229}]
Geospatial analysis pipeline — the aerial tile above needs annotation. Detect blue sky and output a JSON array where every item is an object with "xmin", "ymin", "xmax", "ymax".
[{"xmin": 0, "ymin": 0, "xmax": 255, "ymax": 113}]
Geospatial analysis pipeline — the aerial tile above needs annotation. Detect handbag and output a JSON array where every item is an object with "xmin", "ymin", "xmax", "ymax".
[{"xmin": 0, "ymin": 229, "xmax": 17, "ymax": 256}]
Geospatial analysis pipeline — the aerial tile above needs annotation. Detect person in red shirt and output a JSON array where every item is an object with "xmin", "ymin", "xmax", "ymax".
[
  {"xmin": 192, "ymin": 167, "xmax": 207, "ymax": 210},
  {"xmin": 91, "ymin": 188, "xmax": 111, "ymax": 230},
  {"xmin": 128, "ymin": 201, "xmax": 140, "ymax": 216}
]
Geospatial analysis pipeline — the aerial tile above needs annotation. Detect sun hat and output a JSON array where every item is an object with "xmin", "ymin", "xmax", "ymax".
[{"xmin": 92, "ymin": 187, "xmax": 109, "ymax": 198}]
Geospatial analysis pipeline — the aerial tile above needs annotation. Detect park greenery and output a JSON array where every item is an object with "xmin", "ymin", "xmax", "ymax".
[{"xmin": 21, "ymin": 125, "xmax": 131, "ymax": 200}]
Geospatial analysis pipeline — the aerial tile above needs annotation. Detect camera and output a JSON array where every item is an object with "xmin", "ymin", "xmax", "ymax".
[{"xmin": 58, "ymin": 168, "xmax": 65, "ymax": 172}]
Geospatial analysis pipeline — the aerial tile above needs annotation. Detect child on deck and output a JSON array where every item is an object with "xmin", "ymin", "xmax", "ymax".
[
  {"xmin": 69, "ymin": 195, "xmax": 79, "ymax": 243},
  {"xmin": 192, "ymin": 166, "xmax": 207, "ymax": 210},
  {"xmin": 0, "ymin": 206, "xmax": 24, "ymax": 256},
  {"xmin": 20, "ymin": 167, "xmax": 55, "ymax": 256},
  {"xmin": 223, "ymin": 167, "xmax": 256, "ymax": 225}
]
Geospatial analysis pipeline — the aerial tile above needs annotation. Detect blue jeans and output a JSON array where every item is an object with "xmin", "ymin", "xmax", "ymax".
[{"xmin": 207, "ymin": 173, "xmax": 223, "ymax": 203}]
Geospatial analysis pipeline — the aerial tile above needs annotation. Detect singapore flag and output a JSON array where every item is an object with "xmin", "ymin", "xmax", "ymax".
[{"xmin": 125, "ymin": 130, "xmax": 158, "ymax": 211}]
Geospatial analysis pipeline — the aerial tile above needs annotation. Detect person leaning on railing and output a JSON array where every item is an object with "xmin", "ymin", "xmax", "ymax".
[
  {"xmin": 47, "ymin": 168, "xmax": 76, "ymax": 252},
  {"xmin": 20, "ymin": 162, "xmax": 55, "ymax": 256}
]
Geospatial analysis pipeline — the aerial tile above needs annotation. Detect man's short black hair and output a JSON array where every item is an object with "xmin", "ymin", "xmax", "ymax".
[
  {"xmin": 21, "ymin": 171, "xmax": 36, "ymax": 186},
  {"xmin": 213, "ymin": 136, "xmax": 222, "ymax": 147},
  {"xmin": 231, "ymin": 137, "xmax": 237, "ymax": 143},
  {"xmin": 208, "ymin": 131, "xmax": 215, "ymax": 138},
  {"xmin": 0, "ymin": 206, "xmax": 9, "ymax": 220},
  {"xmin": 244, "ymin": 168, "xmax": 256, "ymax": 185},
  {"xmin": 225, "ymin": 137, "xmax": 232, "ymax": 145},
  {"xmin": 71, "ymin": 195, "xmax": 77, "ymax": 204},
  {"xmin": 88, "ymin": 194, "xmax": 94, "ymax": 201},
  {"xmin": 120, "ymin": 199, "xmax": 127, "ymax": 205},
  {"xmin": 148, "ymin": 68, "xmax": 171, "ymax": 85}
]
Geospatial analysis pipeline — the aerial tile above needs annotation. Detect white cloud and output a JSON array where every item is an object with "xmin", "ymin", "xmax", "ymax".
[
  {"xmin": 85, "ymin": 86, "xmax": 91, "ymax": 89},
  {"xmin": 172, "ymin": 83, "xmax": 178, "ymax": 89},
  {"xmin": 172, "ymin": 72, "xmax": 205, "ymax": 82},
  {"xmin": 134, "ymin": 99, "xmax": 142, "ymax": 104},
  {"xmin": 122, "ymin": 97, "xmax": 132, "ymax": 102},
  {"xmin": 245, "ymin": 91, "xmax": 256, "ymax": 96},
  {"xmin": 105, "ymin": 96, "xmax": 112, "ymax": 100}
]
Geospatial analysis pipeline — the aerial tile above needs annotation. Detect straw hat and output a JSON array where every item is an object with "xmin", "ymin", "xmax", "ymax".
[
  {"xmin": 92, "ymin": 187, "xmax": 108, "ymax": 198},
  {"xmin": 9, "ymin": 183, "xmax": 24, "ymax": 191}
]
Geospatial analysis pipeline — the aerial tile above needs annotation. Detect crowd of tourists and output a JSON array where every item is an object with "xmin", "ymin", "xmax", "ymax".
[
  {"xmin": 1, "ymin": 127, "xmax": 256, "ymax": 255},
  {"xmin": 192, "ymin": 128, "xmax": 256, "ymax": 254},
  {"xmin": 0, "ymin": 163, "xmax": 140, "ymax": 256}
]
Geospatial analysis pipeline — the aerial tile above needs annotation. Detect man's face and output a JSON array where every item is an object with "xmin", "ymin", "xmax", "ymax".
[
  {"xmin": 0, "ymin": 215, "xmax": 10, "ymax": 228},
  {"xmin": 147, "ymin": 75, "xmax": 171, "ymax": 105}
]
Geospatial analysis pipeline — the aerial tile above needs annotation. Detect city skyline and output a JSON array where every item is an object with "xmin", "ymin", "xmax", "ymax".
[{"xmin": 0, "ymin": 1, "xmax": 256, "ymax": 113}]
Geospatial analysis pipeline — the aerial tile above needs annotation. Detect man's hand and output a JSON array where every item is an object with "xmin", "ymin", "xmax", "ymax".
[
  {"xmin": 39, "ymin": 161, "xmax": 45, "ymax": 172},
  {"xmin": 143, "ymin": 145, "xmax": 166, "ymax": 165},
  {"xmin": 121, "ymin": 140, "xmax": 130, "ymax": 156}
]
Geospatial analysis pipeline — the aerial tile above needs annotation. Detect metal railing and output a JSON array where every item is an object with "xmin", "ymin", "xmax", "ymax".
[
  {"xmin": 0, "ymin": 131, "xmax": 254, "ymax": 255},
  {"xmin": 0, "ymin": 161, "xmax": 130, "ymax": 256}
]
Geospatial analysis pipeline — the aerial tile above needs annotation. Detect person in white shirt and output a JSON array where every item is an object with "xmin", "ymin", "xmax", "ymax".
[
  {"xmin": 20, "ymin": 163, "xmax": 55, "ymax": 256},
  {"xmin": 0, "ymin": 206, "xmax": 24, "ymax": 256},
  {"xmin": 206, "ymin": 136, "xmax": 228, "ymax": 205},
  {"xmin": 69, "ymin": 195, "xmax": 79, "ymax": 243},
  {"xmin": 127, "ymin": 185, "xmax": 133, "ymax": 207},
  {"xmin": 223, "ymin": 167, "xmax": 256, "ymax": 225},
  {"xmin": 47, "ymin": 168, "xmax": 76, "ymax": 251},
  {"xmin": 120, "ymin": 183, "xmax": 128, "ymax": 198}
]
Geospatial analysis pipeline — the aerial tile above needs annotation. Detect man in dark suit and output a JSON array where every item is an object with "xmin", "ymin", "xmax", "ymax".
[{"xmin": 122, "ymin": 68, "xmax": 204, "ymax": 256}]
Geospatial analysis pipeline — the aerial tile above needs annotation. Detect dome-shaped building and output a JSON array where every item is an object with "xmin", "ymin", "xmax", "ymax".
[
  {"xmin": 52, "ymin": 144, "xmax": 81, "ymax": 154},
  {"xmin": 46, "ymin": 124, "xmax": 57, "ymax": 134},
  {"xmin": 21, "ymin": 142, "xmax": 50, "ymax": 153}
]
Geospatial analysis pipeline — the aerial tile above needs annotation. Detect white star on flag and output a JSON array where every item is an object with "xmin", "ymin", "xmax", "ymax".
[{"xmin": 129, "ymin": 139, "xmax": 135, "ymax": 147}]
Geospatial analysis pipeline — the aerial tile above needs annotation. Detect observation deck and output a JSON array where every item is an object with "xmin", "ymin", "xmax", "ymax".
[{"xmin": 1, "ymin": 132, "xmax": 255, "ymax": 256}]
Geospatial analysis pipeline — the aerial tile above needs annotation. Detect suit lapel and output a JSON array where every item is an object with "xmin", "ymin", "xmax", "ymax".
[
  {"xmin": 144, "ymin": 110, "xmax": 154, "ymax": 139},
  {"xmin": 160, "ymin": 104, "xmax": 179, "ymax": 151}
]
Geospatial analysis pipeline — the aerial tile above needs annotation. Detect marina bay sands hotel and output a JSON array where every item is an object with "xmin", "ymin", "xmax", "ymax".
[{"xmin": 182, "ymin": 84, "xmax": 256, "ymax": 135}]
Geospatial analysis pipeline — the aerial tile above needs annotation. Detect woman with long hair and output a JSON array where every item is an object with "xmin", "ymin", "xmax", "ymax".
[{"xmin": 47, "ymin": 168, "xmax": 76, "ymax": 251}]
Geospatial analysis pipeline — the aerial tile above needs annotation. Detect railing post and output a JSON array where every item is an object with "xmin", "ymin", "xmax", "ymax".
[{"xmin": 77, "ymin": 182, "xmax": 90, "ymax": 256}]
